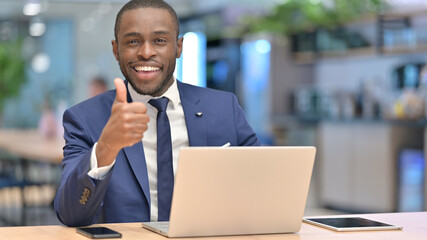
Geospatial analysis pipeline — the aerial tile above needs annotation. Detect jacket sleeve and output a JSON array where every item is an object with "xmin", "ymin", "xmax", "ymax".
[
  {"xmin": 54, "ymin": 108, "xmax": 112, "ymax": 227},
  {"xmin": 231, "ymin": 94, "xmax": 261, "ymax": 146}
]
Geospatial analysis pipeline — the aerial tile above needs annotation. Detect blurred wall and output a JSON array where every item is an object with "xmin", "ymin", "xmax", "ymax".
[
  {"xmin": 41, "ymin": 2, "xmax": 123, "ymax": 103},
  {"xmin": 0, "ymin": 1, "xmax": 125, "ymax": 127}
]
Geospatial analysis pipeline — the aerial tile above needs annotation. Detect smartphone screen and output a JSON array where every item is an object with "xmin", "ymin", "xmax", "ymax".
[{"xmin": 76, "ymin": 227, "xmax": 122, "ymax": 239}]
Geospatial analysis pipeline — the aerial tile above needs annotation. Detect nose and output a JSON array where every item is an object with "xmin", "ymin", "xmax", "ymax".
[{"xmin": 137, "ymin": 42, "xmax": 156, "ymax": 59}]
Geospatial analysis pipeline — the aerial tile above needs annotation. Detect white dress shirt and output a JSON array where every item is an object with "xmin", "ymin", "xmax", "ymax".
[{"xmin": 88, "ymin": 79, "xmax": 189, "ymax": 221}]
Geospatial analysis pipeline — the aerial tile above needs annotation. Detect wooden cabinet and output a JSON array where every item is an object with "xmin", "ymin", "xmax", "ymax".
[{"xmin": 318, "ymin": 122, "xmax": 423, "ymax": 212}]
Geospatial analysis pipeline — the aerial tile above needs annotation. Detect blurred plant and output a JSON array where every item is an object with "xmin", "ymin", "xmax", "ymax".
[
  {"xmin": 0, "ymin": 39, "xmax": 26, "ymax": 111},
  {"xmin": 246, "ymin": 0, "xmax": 389, "ymax": 35}
]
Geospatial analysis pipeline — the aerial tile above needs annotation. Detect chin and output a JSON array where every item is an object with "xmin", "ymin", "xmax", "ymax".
[
  {"xmin": 129, "ymin": 75, "xmax": 171, "ymax": 96},
  {"xmin": 135, "ymin": 84, "xmax": 163, "ymax": 96}
]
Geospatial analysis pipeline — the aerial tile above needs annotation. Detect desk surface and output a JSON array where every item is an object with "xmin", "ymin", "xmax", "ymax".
[
  {"xmin": 0, "ymin": 129, "xmax": 64, "ymax": 164},
  {"xmin": 0, "ymin": 212, "xmax": 425, "ymax": 240}
]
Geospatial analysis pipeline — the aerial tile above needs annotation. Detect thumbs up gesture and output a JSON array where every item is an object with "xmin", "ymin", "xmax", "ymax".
[
  {"xmin": 114, "ymin": 77, "xmax": 128, "ymax": 103},
  {"xmin": 96, "ymin": 78, "xmax": 149, "ymax": 167}
]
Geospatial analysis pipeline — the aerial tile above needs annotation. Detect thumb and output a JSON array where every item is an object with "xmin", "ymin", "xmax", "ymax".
[{"xmin": 114, "ymin": 78, "xmax": 127, "ymax": 103}]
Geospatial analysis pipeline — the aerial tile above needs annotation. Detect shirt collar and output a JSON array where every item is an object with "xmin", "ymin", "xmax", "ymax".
[{"xmin": 127, "ymin": 78, "xmax": 181, "ymax": 109}]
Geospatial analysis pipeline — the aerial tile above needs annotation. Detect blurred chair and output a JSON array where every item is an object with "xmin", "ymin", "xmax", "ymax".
[
  {"xmin": 0, "ymin": 153, "xmax": 59, "ymax": 226},
  {"xmin": 0, "ymin": 154, "xmax": 27, "ymax": 226}
]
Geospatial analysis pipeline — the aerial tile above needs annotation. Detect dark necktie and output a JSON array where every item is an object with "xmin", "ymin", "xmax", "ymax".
[{"xmin": 148, "ymin": 97, "xmax": 174, "ymax": 221}]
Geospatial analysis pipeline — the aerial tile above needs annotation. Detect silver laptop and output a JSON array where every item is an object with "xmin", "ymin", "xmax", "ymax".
[{"xmin": 142, "ymin": 146, "xmax": 316, "ymax": 238}]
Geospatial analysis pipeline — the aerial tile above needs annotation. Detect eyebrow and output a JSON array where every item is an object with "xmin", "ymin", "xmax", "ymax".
[
  {"xmin": 123, "ymin": 32, "xmax": 141, "ymax": 38},
  {"xmin": 152, "ymin": 30, "xmax": 171, "ymax": 36},
  {"xmin": 122, "ymin": 30, "xmax": 172, "ymax": 38}
]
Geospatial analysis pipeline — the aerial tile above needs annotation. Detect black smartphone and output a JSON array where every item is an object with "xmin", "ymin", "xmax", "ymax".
[{"xmin": 76, "ymin": 227, "xmax": 122, "ymax": 239}]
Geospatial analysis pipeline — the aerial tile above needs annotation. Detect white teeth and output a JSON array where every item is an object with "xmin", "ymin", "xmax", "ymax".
[{"xmin": 135, "ymin": 66, "xmax": 159, "ymax": 72}]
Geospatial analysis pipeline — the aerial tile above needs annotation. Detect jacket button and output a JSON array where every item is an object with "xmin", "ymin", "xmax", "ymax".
[{"xmin": 83, "ymin": 188, "xmax": 91, "ymax": 197}]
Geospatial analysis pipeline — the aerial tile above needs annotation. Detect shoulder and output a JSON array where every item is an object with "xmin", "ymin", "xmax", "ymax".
[
  {"xmin": 177, "ymin": 81, "xmax": 236, "ymax": 100},
  {"xmin": 66, "ymin": 90, "xmax": 115, "ymax": 115}
]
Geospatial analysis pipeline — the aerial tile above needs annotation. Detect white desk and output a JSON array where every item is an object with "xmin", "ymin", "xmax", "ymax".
[{"xmin": 0, "ymin": 212, "xmax": 425, "ymax": 240}]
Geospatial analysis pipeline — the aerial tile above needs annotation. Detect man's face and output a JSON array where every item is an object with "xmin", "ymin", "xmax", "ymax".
[{"xmin": 112, "ymin": 8, "xmax": 183, "ymax": 96}]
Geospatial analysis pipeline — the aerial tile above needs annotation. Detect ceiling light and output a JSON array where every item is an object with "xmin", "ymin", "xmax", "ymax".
[
  {"xmin": 32, "ymin": 53, "xmax": 50, "ymax": 74},
  {"xmin": 23, "ymin": 2, "xmax": 42, "ymax": 16},
  {"xmin": 29, "ymin": 20, "xmax": 46, "ymax": 37}
]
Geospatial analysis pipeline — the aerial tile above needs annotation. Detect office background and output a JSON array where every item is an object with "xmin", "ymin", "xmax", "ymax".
[{"xmin": 0, "ymin": 0, "xmax": 426, "ymax": 226}]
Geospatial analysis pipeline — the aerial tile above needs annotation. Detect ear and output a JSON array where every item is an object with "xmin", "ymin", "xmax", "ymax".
[
  {"xmin": 176, "ymin": 36, "xmax": 183, "ymax": 58},
  {"xmin": 112, "ymin": 40, "xmax": 119, "ymax": 61}
]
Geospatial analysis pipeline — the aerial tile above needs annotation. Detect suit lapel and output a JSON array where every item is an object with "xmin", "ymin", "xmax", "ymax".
[
  {"xmin": 123, "ymin": 144, "xmax": 150, "ymax": 206},
  {"xmin": 121, "ymin": 80, "xmax": 150, "ymax": 206},
  {"xmin": 119, "ymin": 80, "xmax": 207, "ymax": 210},
  {"xmin": 177, "ymin": 81, "xmax": 208, "ymax": 146}
]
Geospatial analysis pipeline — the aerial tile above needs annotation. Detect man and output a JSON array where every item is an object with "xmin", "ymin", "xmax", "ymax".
[
  {"xmin": 54, "ymin": 0, "xmax": 259, "ymax": 227},
  {"xmin": 88, "ymin": 76, "xmax": 108, "ymax": 97}
]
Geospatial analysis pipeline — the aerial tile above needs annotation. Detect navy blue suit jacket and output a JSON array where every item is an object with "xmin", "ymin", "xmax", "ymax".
[{"xmin": 54, "ymin": 80, "xmax": 260, "ymax": 227}]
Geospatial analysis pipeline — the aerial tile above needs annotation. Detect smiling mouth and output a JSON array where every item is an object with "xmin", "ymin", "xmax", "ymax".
[{"xmin": 133, "ymin": 66, "xmax": 161, "ymax": 72}]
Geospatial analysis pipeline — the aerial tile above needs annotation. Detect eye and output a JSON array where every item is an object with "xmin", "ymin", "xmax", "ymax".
[
  {"xmin": 128, "ymin": 39, "xmax": 140, "ymax": 46},
  {"xmin": 154, "ymin": 38, "xmax": 167, "ymax": 45}
]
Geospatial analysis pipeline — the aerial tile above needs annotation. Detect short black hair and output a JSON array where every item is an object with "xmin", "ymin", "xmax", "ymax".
[{"xmin": 114, "ymin": 0, "xmax": 180, "ymax": 41}]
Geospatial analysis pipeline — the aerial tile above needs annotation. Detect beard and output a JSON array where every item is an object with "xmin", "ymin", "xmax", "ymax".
[
  {"xmin": 127, "ymin": 72, "xmax": 173, "ymax": 96},
  {"xmin": 118, "ymin": 58, "xmax": 176, "ymax": 97}
]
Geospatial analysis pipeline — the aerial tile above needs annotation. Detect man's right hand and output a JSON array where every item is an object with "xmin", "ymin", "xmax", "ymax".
[{"xmin": 96, "ymin": 78, "xmax": 149, "ymax": 167}]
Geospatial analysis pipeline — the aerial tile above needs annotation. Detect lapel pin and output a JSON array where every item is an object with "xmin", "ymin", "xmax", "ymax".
[{"xmin": 196, "ymin": 112, "xmax": 203, "ymax": 117}]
